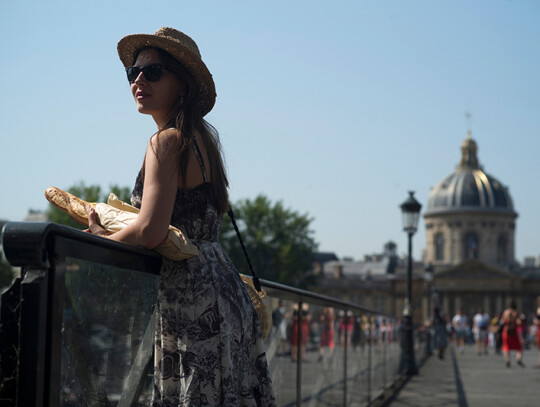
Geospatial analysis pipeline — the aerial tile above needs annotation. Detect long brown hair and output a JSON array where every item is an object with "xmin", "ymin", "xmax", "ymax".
[{"xmin": 136, "ymin": 47, "xmax": 229, "ymax": 214}]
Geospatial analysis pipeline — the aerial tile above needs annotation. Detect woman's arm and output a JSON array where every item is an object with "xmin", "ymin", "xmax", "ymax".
[
  {"xmin": 87, "ymin": 130, "xmax": 180, "ymax": 249},
  {"xmin": 500, "ymin": 310, "xmax": 508, "ymax": 323}
]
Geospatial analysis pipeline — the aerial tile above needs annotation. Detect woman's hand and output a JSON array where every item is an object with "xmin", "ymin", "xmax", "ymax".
[{"xmin": 83, "ymin": 207, "xmax": 111, "ymax": 238}]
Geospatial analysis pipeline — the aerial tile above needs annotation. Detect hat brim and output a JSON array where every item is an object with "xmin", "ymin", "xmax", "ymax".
[{"xmin": 117, "ymin": 33, "xmax": 216, "ymax": 116}]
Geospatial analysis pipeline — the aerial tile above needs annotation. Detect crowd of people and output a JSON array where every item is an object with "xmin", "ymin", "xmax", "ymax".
[
  {"xmin": 272, "ymin": 304, "xmax": 401, "ymax": 363},
  {"xmin": 272, "ymin": 297, "xmax": 540, "ymax": 369},
  {"xmin": 424, "ymin": 297, "xmax": 540, "ymax": 368}
]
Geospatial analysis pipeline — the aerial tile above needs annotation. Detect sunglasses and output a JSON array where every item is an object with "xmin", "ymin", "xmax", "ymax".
[{"xmin": 126, "ymin": 64, "xmax": 169, "ymax": 83}]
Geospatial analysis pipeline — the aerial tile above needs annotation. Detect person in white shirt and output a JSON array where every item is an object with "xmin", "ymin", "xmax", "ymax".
[
  {"xmin": 452, "ymin": 310, "xmax": 468, "ymax": 353},
  {"xmin": 473, "ymin": 308, "xmax": 490, "ymax": 355}
]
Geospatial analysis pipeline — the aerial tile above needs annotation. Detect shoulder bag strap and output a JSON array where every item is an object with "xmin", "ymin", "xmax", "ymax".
[
  {"xmin": 227, "ymin": 208, "xmax": 263, "ymax": 292},
  {"xmin": 191, "ymin": 139, "xmax": 262, "ymax": 292}
]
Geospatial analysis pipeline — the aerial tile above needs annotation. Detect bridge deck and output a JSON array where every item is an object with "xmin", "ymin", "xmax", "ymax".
[{"xmin": 387, "ymin": 345, "xmax": 540, "ymax": 407}]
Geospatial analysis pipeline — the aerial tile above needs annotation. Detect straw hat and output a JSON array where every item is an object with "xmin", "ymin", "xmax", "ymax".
[{"xmin": 117, "ymin": 27, "xmax": 216, "ymax": 116}]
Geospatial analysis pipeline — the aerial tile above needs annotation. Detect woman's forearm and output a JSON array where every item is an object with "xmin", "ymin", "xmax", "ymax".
[{"xmin": 107, "ymin": 219, "xmax": 167, "ymax": 249}]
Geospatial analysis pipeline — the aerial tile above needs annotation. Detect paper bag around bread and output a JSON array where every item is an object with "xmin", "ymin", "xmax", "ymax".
[{"xmin": 45, "ymin": 186, "xmax": 198, "ymax": 261}]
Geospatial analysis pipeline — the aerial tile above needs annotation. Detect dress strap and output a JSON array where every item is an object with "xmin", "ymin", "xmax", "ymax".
[{"xmin": 191, "ymin": 139, "xmax": 208, "ymax": 183}]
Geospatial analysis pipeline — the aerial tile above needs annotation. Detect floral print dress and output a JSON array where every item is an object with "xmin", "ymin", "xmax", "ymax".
[{"xmin": 131, "ymin": 141, "xmax": 275, "ymax": 406}]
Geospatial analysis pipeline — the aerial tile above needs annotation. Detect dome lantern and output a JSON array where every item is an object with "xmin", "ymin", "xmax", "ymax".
[{"xmin": 458, "ymin": 131, "xmax": 480, "ymax": 170}]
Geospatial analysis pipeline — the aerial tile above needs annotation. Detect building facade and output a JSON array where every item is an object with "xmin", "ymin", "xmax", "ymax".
[{"xmin": 424, "ymin": 133, "xmax": 517, "ymax": 270}]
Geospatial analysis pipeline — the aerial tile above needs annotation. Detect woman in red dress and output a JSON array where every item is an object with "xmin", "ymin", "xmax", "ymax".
[
  {"xmin": 318, "ymin": 307, "xmax": 335, "ymax": 361},
  {"xmin": 291, "ymin": 303, "xmax": 310, "ymax": 361},
  {"xmin": 501, "ymin": 300, "xmax": 524, "ymax": 368},
  {"xmin": 534, "ymin": 296, "xmax": 540, "ymax": 368},
  {"xmin": 339, "ymin": 310, "xmax": 354, "ymax": 347}
]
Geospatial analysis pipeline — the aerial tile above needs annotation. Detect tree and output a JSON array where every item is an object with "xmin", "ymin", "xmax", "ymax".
[
  {"xmin": 47, "ymin": 182, "xmax": 132, "ymax": 228},
  {"xmin": 220, "ymin": 195, "xmax": 318, "ymax": 288}
]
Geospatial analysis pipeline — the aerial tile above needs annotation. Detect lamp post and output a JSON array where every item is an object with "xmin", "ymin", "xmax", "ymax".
[
  {"xmin": 432, "ymin": 286, "xmax": 440, "ymax": 310},
  {"xmin": 399, "ymin": 191, "xmax": 422, "ymax": 375},
  {"xmin": 424, "ymin": 263, "xmax": 434, "ymax": 356}
]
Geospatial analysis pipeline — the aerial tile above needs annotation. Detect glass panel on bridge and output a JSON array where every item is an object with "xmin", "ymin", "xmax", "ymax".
[{"xmin": 60, "ymin": 257, "xmax": 158, "ymax": 406}]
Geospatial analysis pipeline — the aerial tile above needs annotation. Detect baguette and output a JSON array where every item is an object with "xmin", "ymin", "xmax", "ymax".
[
  {"xmin": 44, "ymin": 187, "xmax": 199, "ymax": 260},
  {"xmin": 45, "ymin": 186, "xmax": 96, "ymax": 226}
]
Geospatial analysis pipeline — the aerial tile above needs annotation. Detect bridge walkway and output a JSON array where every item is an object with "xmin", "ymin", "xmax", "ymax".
[{"xmin": 386, "ymin": 345, "xmax": 540, "ymax": 407}]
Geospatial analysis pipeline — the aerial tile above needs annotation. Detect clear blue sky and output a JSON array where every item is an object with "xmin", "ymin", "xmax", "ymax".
[{"xmin": 1, "ymin": 0, "xmax": 539, "ymax": 262}]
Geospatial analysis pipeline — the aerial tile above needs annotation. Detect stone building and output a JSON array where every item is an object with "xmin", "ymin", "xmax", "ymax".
[
  {"xmin": 424, "ymin": 132, "xmax": 517, "ymax": 270},
  {"xmin": 423, "ymin": 132, "xmax": 539, "ymax": 319}
]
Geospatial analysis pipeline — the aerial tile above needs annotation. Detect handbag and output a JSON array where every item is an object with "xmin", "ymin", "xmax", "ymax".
[{"xmin": 227, "ymin": 208, "xmax": 272, "ymax": 340}]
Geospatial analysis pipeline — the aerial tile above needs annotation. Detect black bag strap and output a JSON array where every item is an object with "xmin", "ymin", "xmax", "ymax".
[
  {"xmin": 227, "ymin": 208, "xmax": 262, "ymax": 292},
  {"xmin": 191, "ymin": 139, "xmax": 262, "ymax": 293}
]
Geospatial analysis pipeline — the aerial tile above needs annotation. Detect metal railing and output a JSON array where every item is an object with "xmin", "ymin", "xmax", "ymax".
[{"xmin": 1, "ymin": 222, "xmax": 414, "ymax": 406}]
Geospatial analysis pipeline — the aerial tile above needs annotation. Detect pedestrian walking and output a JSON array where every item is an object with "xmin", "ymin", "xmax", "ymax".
[
  {"xmin": 318, "ymin": 307, "xmax": 335, "ymax": 361},
  {"xmin": 534, "ymin": 296, "xmax": 540, "ymax": 368},
  {"xmin": 338, "ymin": 310, "xmax": 353, "ymax": 348},
  {"xmin": 493, "ymin": 312, "xmax": 503, "ymax": 355},
  {"xmin": 351, "ymin": 315, "xmax": 365, "ymax": 351},
  {"xmin": 452, "ymin": 309, "xmax": 468, "ymax": 353},
  {"xmin": 291, "ymin": 303, "xmax": 310, "ymax": 362},
  {"xmin": 433, "ymin": 307, "xmax": 448, "ymax": 360},
  {"xmin": 473, "ymin": 308, "xmax": 490, "ymax": 355},
  {"xmin": 501, "ymin": 300, "xmax": 524, "ymax": 368}
]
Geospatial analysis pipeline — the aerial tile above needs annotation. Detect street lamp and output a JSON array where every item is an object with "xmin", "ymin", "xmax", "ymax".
[
  {"xmin": 424, "ymin": 263, "xmax": 434, "ymax": 356},
  {"xmin": 399, "ymin": 191, "xmax": 422, "ymax": 375}
]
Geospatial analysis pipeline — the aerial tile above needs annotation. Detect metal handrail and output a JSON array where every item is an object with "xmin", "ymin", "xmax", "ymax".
[
  {"xmin": 261, "ymin": 278, "xmax": 394, "ymax": 317},
  {"xmin": 2, "ymin": 222, "xmax": 161, "ymax": 269},
  {"xmin": 1, "ymin": 221, "xmax": 405, "ymax": 407},
  {"xmin": 2, "ymin": 221, "xmax": 393, "ymax": 317}
]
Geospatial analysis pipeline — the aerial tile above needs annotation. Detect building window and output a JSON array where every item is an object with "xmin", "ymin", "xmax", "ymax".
[
  {"xmin": 463, "ymin": 232, "xmax": 479, "ymax": 259},
  {"xmin": 435, "ymin": 233, "xmax": 444, "ymax": 261},
  {"xmin": 497, "ymin": 235, "xmax": 507, "ymax": 262},
  {"xmin": 374, "ymin": 295, "xmax": 385, "ymax": 313}
]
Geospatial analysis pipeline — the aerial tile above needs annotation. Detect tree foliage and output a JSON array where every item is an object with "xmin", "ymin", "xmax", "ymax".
[
  {"xmin": 47, "ymin": 182, "xmax": 132, "ymax": 229},
  {"xmin": 220, "ymin": 195, "xmax": 318, "ymax": 288}
]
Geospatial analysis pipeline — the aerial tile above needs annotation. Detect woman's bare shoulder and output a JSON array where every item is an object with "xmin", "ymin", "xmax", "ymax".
[{"xmin": 149, "ymin": 128, "xmax": 180, "ymax": 147}]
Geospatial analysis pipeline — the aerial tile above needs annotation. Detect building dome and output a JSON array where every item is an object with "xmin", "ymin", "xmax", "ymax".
[
  {"xmin": 425, "ymin": 132, "xmax": 516, "ymax": 217},
  {"xmin": 423, "ymin": 132, "xmax": 518, "ymax": 269}
]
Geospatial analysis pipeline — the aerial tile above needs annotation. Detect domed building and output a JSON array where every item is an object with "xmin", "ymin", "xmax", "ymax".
[
  {"xmin": 424, "ymin": 132, "xmax": 518, "ymax": 270},
  {"xmin": 421, "ymin": 133, "xmax": 540, "ymax": 319}
]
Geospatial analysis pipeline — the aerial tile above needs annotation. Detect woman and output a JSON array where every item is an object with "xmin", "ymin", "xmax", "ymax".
[
  {"xmin": 535, "ymin": 296, "xmax": 540, "ymax": 368},
  {"xmin": 290, "ymin": 303, "xmax": 310, "ymax": 362},
  {"xmin": 433, "ymin": 307, "xmax": 448, "ymax": 360},
  {"xmin": 501, "ymin": 300, "xmax": 524, "ymax": 368},
  {"xmin": 318, "ymin": 307, "xmax": 335, "ymax": 361},
  {"xmin": 86, "ymin": 27, "xmax": 275, "ymax": 406},
  {"xmin": 338, "ymin": 310, "xmax": 353, "ymax": 348}
]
